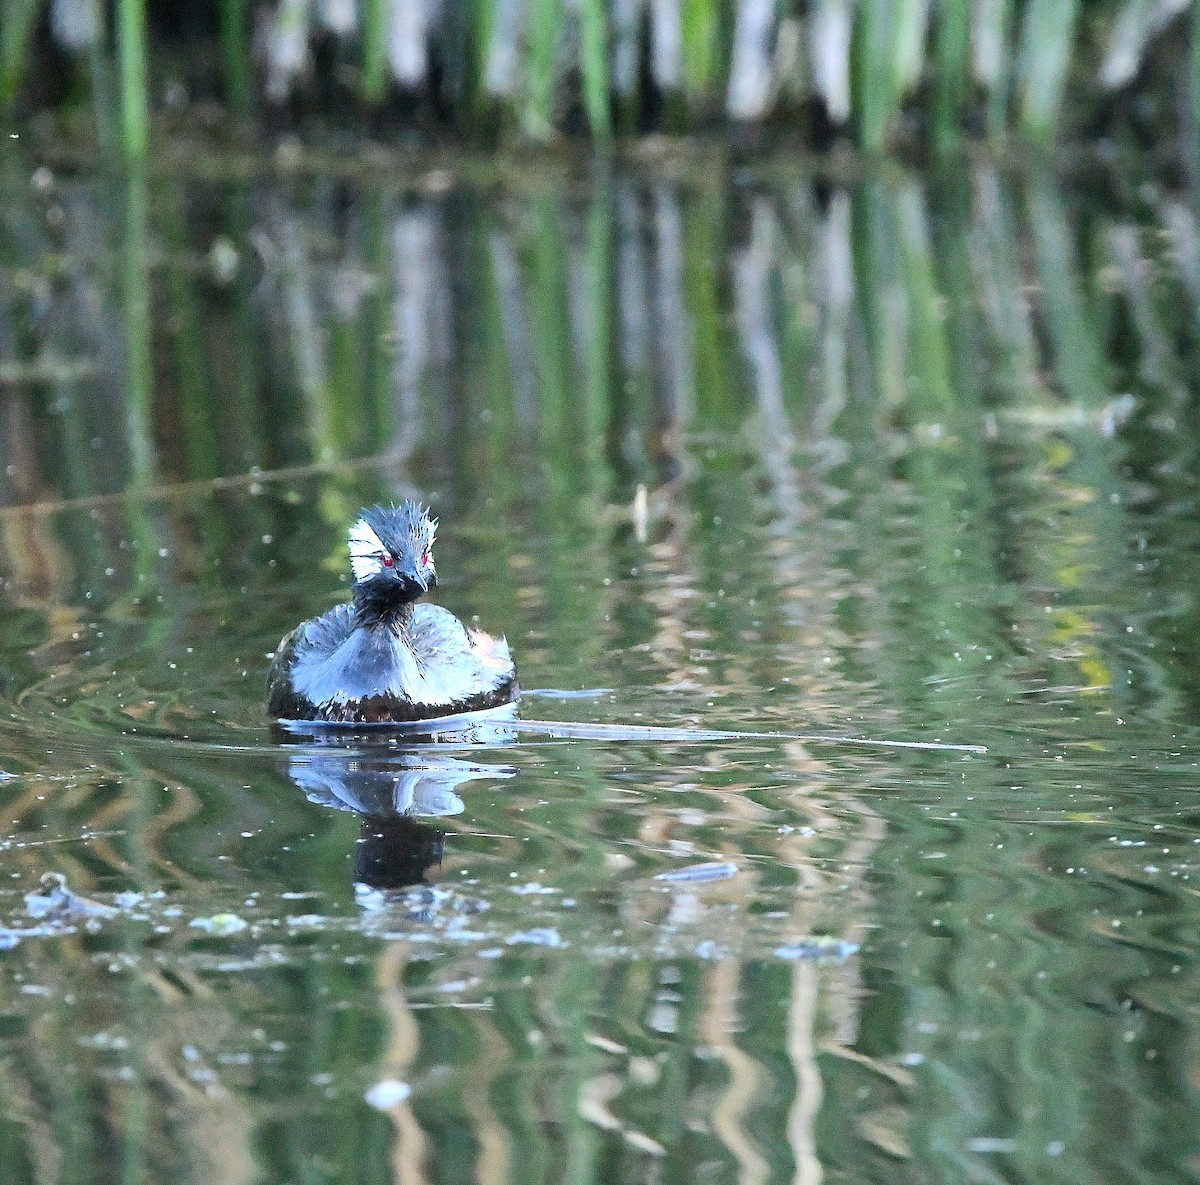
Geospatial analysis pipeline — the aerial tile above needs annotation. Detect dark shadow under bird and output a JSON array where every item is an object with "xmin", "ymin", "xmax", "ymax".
[{"xmin": 267, "ymin": 502, "xmax": 519, "ymax": 724}]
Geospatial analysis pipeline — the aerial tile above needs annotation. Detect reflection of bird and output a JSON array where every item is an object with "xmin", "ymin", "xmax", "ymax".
[
  {"xmin": 287, "ymin": 752, "xmax": 513, "ymax": 816},
  {"xmin": 285, "ymin": 751, "xmax": 513, "ymax": 891},
  {"xmin": 267, "ymin": 502, "xmax": 519, "ymax": 723},
  {"xmin": 355, "ymin": 815, "xmax": 447, "ymax": 891}
]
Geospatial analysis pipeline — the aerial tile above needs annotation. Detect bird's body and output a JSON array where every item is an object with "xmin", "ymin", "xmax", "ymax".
[{"xmin": 267, "ymin": 503, "xmax": 518, "ymax": 724}]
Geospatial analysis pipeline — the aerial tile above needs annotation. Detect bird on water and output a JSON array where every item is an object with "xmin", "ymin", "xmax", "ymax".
[{"xmin": 267, "ymin": 502, "xmax": 518, "ymax": 724}]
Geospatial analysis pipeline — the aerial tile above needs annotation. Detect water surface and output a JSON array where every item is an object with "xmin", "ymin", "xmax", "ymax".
[{"xmin": 1, "ymin": 145, "xmax": 1199, "ymax": 1184}]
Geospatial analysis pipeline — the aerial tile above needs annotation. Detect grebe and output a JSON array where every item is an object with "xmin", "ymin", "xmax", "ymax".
[{"xmin": 267, "ymin": 502, "xmax": 518, "ymax": 724}]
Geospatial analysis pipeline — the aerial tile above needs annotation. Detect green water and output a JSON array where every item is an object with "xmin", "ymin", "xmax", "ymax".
[{"xmin": 2, "ymin": 144, "xmax": 1200, "ymax": 1184}]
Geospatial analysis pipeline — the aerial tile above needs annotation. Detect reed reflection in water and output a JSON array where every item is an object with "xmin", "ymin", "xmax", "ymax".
[{"xmin": 1, "ymin": 152, "xmax": 1200, "ymax": 1184}]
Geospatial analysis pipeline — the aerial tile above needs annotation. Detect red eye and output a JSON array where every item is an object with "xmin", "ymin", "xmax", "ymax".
[
  {"xmin": 381, "ymin": 554, "xmax": 394, "ymax": 568},
  {"xmin": 421, "ymin": 553, "xmax": 431, "ymax": 568}
]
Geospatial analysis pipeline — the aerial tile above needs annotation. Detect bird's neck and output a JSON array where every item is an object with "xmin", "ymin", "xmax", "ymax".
[{"xmin": 353, "ymin": 591, "xmax": 416, "ymax": 632}]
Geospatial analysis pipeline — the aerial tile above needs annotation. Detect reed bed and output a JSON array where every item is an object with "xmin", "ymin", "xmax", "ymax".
[{"xmin": 3, "ymin": 0, "xmax": 1196, "ymax": 151}]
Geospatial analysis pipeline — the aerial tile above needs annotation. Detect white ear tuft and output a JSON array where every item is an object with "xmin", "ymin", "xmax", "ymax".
[{"xmin": 348, "ymin": 518, "xmax": 386, "ymax": 582}]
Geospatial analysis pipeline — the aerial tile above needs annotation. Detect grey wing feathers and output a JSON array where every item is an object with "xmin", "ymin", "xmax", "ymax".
[
  {"xmin": 297, "ymin": 604, "xmax": 357, "ymax": 655},
  {"xmin": 407, "ymin": 604, "xmax": 472, "ymax": 662},
  {"xmin": 266, "ymin": 605, "xmax": 357, "ymax": 718}
]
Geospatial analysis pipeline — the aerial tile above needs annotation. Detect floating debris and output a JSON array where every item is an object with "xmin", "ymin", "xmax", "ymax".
[
  {"xmin": 285, "ymin": 914, "xmax": 330, "ymax": 931},
  {"xmin": 364, "ymin": 1079, "xmax": 412, "ymax": 1109},
  {"xmin": 0, "ymin": 922, "xmax": 79, "ymax": 950},
  {"xmin": 967, "ymin": 1137, "xmax": 1019, "ymax": 1154},
  {"xmin": 521, "ymin": 688, "xmax": 614, "ymax": 699},
  {"xmin": 24, "ymin": 872, "xmax": 116, "ymax": 921},
  {"xmin": 0, "ymin": 358, "xmax": 99, "ymax": 386},
  {"xmin": 442, "ymin": 926, "xmax": 489, "ymax": 943},
  {"xmin": 774, "ymin": 938, "xmax": 859, "ymax": 962},
  {"xmin": 505, "ymin": 928, "xmax": 565, "ymax": 948},
  {"xmin": 190, "ymin": 914, "xmax": 250, "ymax": 937},
  {"xmin": 654, "ymin": 861, "xmax": 738, "ymax": 884}
]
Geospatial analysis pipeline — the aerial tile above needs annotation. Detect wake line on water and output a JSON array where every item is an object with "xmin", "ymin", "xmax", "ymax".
[
  {"xmin": 277, "ymin": 707, "xmax": 986, "ymax": 753},
  {"xmin": 0, "ymin": 702, "xmax": 986, "ymax": 758},
  {"xmin": 507, "ymin": 718, "xmax": 986, "ymax": 753}
]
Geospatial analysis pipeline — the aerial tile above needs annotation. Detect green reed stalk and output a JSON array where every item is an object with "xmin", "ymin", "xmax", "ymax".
[
  {"xmin": 162, "ymin": 186, "xmax": 220, "ymax": 480},
  {"xmin": 1193, "ymin": 6, "xmax": 1200, "ymax": 181},
  {"xmin": 1017, "ymin": 0, "xmax": 1080, "ymax": 139},
  {"xmin": 1026, "ymin": 175, "xmax": 1108, "ymax": 408},
  {"xmin": 853, "ymin": 180, "xmax": 899, "ymax": 410},
  {"xmin": 120, "ymin": 166, "xmax": 154, "ymax": 485},
  {"xmin": 1025, "ymin": 177, "xmax": 1129, "ymax": 700},
  {"xmin": 471, "ymin": 0, "xmax": 498, "ymax": 117},
  {"xmin": 84, "ymin": 1, "xmax": 120, "ymax": 160},
  {"xmin": 524, "ymin": 0, "xmax": 561, "ymax": 139},
  {"xmin": 203, "ymin": 189, "xmax": 267, "ymax": 476},
  {"xmin": 0, "ymin": 0, "xmax": 41, "ymax": 109},
  {"xmin": 898, "ymin": 183, "xmax": 953, "ymax": 416},
  {"xmin": 971, "ymin": 167, "xmax": 1045, "ymax": 400},
  {"xmin": 681, "ymin": 0, "xmax": 720, "ymax": 108},
  {"xmin": 220, "ymin": 0, "xmax": 253, "ymax": 118},
  {"xmin": 1107, "ymin": 220, "xmax": 1186, "ymax": 402},
  {"xmin": 362, "ymin": 0, "xmax": 388, "ymax": 103},
  {"xmin": 523, "ymin": 197, "xmax": 573, "ymax": 461},
  {"xmin": 218, "ymin": 320, "xmax": 265, "ymax": 475},
  {"xmin": 360, "ymin": 192, "xmax": 391, "ymax": 451},
  {"xmin": 475, "ymin": 224, "xmax": 520, "ymax": 495},
  {"xmin": 931, "ymin": 0, "xmax": 971, "ymax": 150},
  {"xmin": 894, "ymin": 0, "xmax": 929, "ymax": 94},
  {"xmin": 581, "ymin": 181, "xmax": 614, "ymax": 461},
  {"xmin": 684, "ymin": 184, "xmax": 731, "ymax": 424},
  {"xmin": 579, "ymin": 0, "xmax": 611, "ymax": 140},
  {"xmin": 975, "ymin": 0, "xmax": 1014, "ymax": 134},
  {"xmin": 856, "ymin": 0, "xmax": 900, "ymax": 149},
  {"xmin": 327, "ymin": 302, "xmax": 364, "ymax": 455},
  {"xmin": 117, "ymin": 974, "xmax": 150, "ymax": 1185},
  {"xmin": 117, "ymin": 0, "xmax": 150, "ymax": 157}
]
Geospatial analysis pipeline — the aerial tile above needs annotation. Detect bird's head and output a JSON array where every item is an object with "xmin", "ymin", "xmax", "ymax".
[{"xmin": 349, "ymin": 502, "xmax": 438, "ymax": 608}]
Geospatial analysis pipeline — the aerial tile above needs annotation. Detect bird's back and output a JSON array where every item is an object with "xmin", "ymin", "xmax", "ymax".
[
  {"xmin": 267, "ymin": 602, "xmax": 517, "ymax": 723},
  {"xmin": 407, "ymin": 604, "xmax": 517, "ymax": 709}
]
